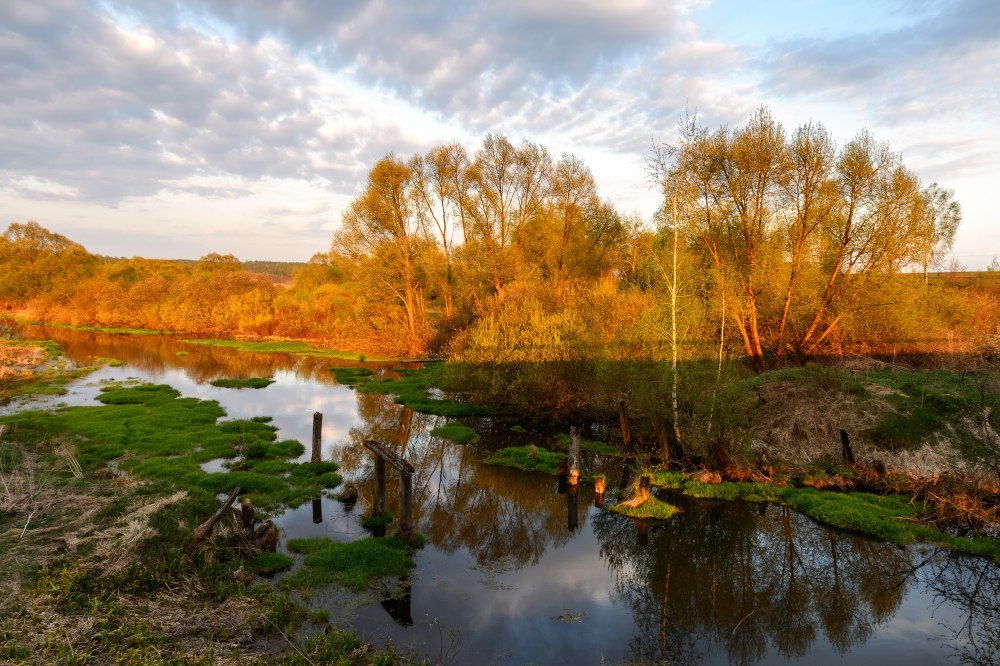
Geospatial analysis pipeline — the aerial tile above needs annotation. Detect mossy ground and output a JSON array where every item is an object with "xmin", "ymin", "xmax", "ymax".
[
  {"xmin": 282, "ymin": 536, "xmax": 416, "ymax": 591},
  {"xmin": 354, "ymin": 363, "xmax": 501, "ymax": 417},
  {"xmin": 210, "ymin": 377, "xmax": 276, "ymax": 389},
  {"xmin": 249, "ymin": 552, "xmax": 294, "ymax": 576},
  {"xmin": 649, "ymin": 470, "xmax": 1000, "ymax": 561},
  {"xmin": 0, "ymin": 368, "xmax": 400, "ymax": 663},
  {"xmin": 0, "ymin": 383, "xmax": 339, "ymax": 512},
  {"xmin": 554, "ymin": 432, "xmax": 622, "ymax": 456},
  {"xmin": 430, "ymin": 422, "xmax": 477, "ymax": 443},
  {"xmin": 484, "ymin": 445, "xmax": 565, "ymax": 475},
  {"xmin": 330, "ymin": 366, "xmax": 373, "ymax": 386},
  {"xmin": 182, "ymin": 338, "xmax": 394, "ymax": 362},
  {"xmin": 20, "ymin": 319, "xmax": 168, "ymax": 335},
  {"xmin": 610, "ymin": 496, "xmax": 681, "ymax": 520}
]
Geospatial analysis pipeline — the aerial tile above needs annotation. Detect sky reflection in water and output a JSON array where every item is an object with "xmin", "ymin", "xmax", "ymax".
[{"xmin": 7, "ymin": 324, "xmax": 999, "ymax": 665}]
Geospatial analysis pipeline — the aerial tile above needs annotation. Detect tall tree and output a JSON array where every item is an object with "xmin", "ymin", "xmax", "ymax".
[
  {"xmin": 916, "ymin": 182, "xmax": 962, "ymax": 284},
  {"xmin": 335, "ymin": 155, "xmax": 427, "ymax": 355}
]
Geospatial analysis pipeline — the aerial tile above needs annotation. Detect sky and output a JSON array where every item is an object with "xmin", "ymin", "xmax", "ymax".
[{"xmin": 0, "ymin": 0, "xmax": 997, "ymax": 265}]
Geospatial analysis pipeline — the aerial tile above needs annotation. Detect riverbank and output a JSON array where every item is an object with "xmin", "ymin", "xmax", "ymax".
[{"xmin": 0, "ymin": 340, "xmax": 410, "ymax": 663}]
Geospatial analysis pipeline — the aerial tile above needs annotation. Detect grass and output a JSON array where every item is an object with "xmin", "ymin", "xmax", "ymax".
[
  {"xmin": 356, "ymin": 363, "xmax": 501, "ymax": 417},
  {"xmin": 249, "ymin": 552, "xmax": 294, "ymax": 576},
  {"xmin": 648, "ymin": 470, "xmax": 1000, "ymax": 561},
  {"xmin": 554, "ymin": 432, "xmax": 622, "ymax": 456},
  {"xmin": 209, "ymin": 377, "xmax": 276, "ymax": 389},
  {"xmin": 282, "ymin": 536, "xmax": 416, "ymax": 591},
  {"xmin": 182, "ymin": 338, "xmax": 395, "ymax": 361},
  {"xmin": 361, "ymin": 512, "xmax": 394, "ymax": 528},
  {"xmin": 484, "ymin": 445, "xmax": 565, "ymax": 475},
  {"xmin": 0, "ymin": 383, "xmax": 340, "ymax": 512},
  {"xmin": 610, "ymin": 496, "xmax": 681, "ymax": 520},
  {"xmin": 21, "ymin": 319, "xmax": 168, "ymax": 335},
  {"xmin": 430, "ymin": 422, "xmax": 477, "ymax": 443},
  {"xmin": 331, "ymin": 366, "xmax": 374, "ymax": 386}
]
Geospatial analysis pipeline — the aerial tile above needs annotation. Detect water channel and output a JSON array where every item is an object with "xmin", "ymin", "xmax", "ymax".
[{"xmin": 5, "ymin": 324, "xmax": 1000, "ymax": 665}]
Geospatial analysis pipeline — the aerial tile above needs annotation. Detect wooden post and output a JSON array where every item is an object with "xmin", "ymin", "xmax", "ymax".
[
  {"xmin": 240, "ymin": 497, "xmax": 255, "ymax": 530},
  {"xmin": 594, "ymin": 476, "xmax": 606, "ymax": 508},
  {"xmin": 619, "ymin": 400, "xmax": 633, "ymax": 453},
  {"xmin": 568, "ymin": 426, "xmax": 580, "ymax": 487},
  {"xmin": 637, "ymin": 519, "xmax": 649, "ymax": 546},
  {"xmin": 399, "ymin": 472, "xmax": 413, "ymax": 538},
  {"xmin": 374, "ymin": 456, "xmax": 386, "ymax": 516},
  {"xmin": 311, "ymin": 412, "xmax": 323, "ymax": 463},
  {"xmin": 840, "ymin": 429, "xmax": 855, "ymax": 466}
]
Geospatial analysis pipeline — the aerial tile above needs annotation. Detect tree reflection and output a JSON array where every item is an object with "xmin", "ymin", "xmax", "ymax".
[
  {"xmin": 340, "ymin": 390, "xmax": 589, "ymax": 567},
  {"xmin": 921, "ymin": 552, "xmax": 1000, "ymax": 666},
  {"xmin": 593, "ymin": 495, "xmax": 913, "ymax": 665}
]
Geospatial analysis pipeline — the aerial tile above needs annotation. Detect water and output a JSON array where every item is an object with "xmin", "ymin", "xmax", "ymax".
[{"xmin": 6, "ymin": 324, "xmax": 999, "ymax": 665}]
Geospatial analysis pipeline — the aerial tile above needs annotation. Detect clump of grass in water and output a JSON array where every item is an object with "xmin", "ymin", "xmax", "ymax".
[
  {"xmin": 209, "ymin": 377, "xmax": 275, "ymax": 389},
  {"xmin": 182, "ymin": 338, "xmax": 395, "ymax": 361},
  {"xmin": 429, "ymin": 422, "xmax": 476, "ymax": 443},
  {"xmin": 361, "ymin": 512, "xmax": 393, "ymax": 528},
  {"xmin": 282, "ymin": 536, "xmax": 416, "ymax": 591},
  {"xmin": 484, "ymin": 445, "xmax": 565, "ymax": 475},
  {"xmin": 648, "ymin": 469, "xmax": 1000, "ymax": 561},
  {"xmin": 355, "ymin": 363, "xmax": 501, "ymax": 417},
  {"xmin": 330, "ymin": 367, "xmax": 373, "ymax": 386},
  {"xmin": 554, "ymin": 432, "xmax": 621, "ymax": 456},
  {"xmin": 249, "ymin": 552, "xmax": 294, "ymax": 576}
]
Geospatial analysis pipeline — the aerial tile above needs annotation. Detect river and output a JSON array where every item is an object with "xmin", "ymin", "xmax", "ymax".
[{"xmin": 5, "ymin": 324, "xmax": 999, "ymax": 665}]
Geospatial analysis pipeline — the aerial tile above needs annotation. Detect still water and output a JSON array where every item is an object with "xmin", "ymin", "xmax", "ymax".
[{"xmin": 6, "ymin": 325, "xmax": 1000, "ymax": 665}]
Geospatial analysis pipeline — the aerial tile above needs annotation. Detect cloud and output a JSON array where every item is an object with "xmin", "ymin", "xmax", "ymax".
[{"xmin": 760, "ymin": 0, "xmax": 1000, "ymax": 124}]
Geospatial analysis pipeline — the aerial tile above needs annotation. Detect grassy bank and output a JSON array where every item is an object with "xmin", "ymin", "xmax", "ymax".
[
  {"xmin": 649, "ymin": 470, "xmax": 1000, "ymax": 561},
  {"xmin": 183, "ymin": 338, "xmax": 395, "ymax": 362},
  {"xmin": 0, "ymin": 360, "xmax": 411, "ymax": 663}
]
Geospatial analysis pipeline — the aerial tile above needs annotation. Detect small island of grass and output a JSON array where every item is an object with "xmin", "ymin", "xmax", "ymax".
[
  {"xmin": 209, "ymin": 377, "xmax": 275, "ymax": 389},
  {"xmin": 282, "ymin": 536, "xmax": 416, "ymax": 591},
  {"xmin": 484, "ymin": 445, "xmax": 565, "ymax": 475},
  {"xmin": 430, "ymin": 422, "xmax": 477, "ymax": 443}
]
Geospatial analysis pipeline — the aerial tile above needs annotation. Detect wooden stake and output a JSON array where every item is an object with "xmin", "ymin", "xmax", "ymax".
[
  {"xmin": 312, "ymin": 495, "xmax": 322, "ymax": 524},
  {"xmin": 240, "ymin": 497, "xmax": 255, "ymax": 530},
  {"xmin": 311, "ymin": 412, "xmax": 323, "ymax": 463},
  {"xmin": 619, "ymin": 401, "xmax": 633, "ymax": 453},
  {"xmin": 840, "ymin": 429, "xmax": 855, "ymax": 466}
]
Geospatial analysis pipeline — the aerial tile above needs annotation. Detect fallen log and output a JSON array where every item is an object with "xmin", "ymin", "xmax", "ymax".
[{"xmin": 190, "ymin": 486, "xmax": 241, "ymax": 545}]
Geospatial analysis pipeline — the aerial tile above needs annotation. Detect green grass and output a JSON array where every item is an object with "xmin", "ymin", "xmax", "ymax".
[
  {"xmin": 484, "ymin": 445, "xmax": 565, "ymax": 475},
  {"xmin": 554, "ymin": 432, "xmax": 622, "ymax": 456},
  {"xmin": 610, "ymin": 497, "xmax": 681, "ymax": 520},
  {"xmin": 209, "ymin": 377, "xmax": 275, "ymax": 389},
  {"xmin": 430, "ymin": 422, "xmax": 477, "ymax": 443},
  {"xmin": 357, "ymin": 363, "xmax": 501, "ymax": 417},
  {"xmin": 361, "ymin": 512, "xmax": 393, "ymax": 528},
  {"xmin": 249, "ymin": 552, "xmax": 294, "ymax": 576},
  {"xmin": 22, "ymin": 320, "xmax": 167, "ymax": 335},
  {"xmin": 181, "ymin": 338, "xmax": 395, "ymax": 361},
  {"xmin": 0, "ymin": 383, "xmax": 340, "ymax": 512},
  {"xmin": 282, "ymin": 536, "xmax": 415, "ymax": 591},
  {"xmin": 1, "ymin": 338, "xmax": 63, "ymax": 359},
  {"xmin": 648, "ymin": 470, "xmax": 1000, "ymax": 561},
  {"xmin": 331, "ymin": 367, "xmax": 374, "ymax": 386}
]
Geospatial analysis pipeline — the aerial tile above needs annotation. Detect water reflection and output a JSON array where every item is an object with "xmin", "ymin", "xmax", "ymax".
[
  {"xmin": 594, "ymin": 494, "xmax": 920, "ymax": 665},
  {"xmin": 9, "ymin": 324, "xmax": 1000, "ymax": 665}
]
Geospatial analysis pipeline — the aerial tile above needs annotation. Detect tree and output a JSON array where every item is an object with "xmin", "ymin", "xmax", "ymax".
[
  {"xmin": 0, "ymin": 221, "xmax": 96, "ymax": 304},
  {"xmin": 335, "ymin": 155, "xmax": 428, "ymax": 355},
  {"xmin": 915, "ymin": 183, "xmax": 962, "ymax": 284}
]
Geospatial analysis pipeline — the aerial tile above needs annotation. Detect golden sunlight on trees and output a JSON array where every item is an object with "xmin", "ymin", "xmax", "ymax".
[{"xmin": 0, "ymin": 110, "xmax": 992, "ymax": 363}]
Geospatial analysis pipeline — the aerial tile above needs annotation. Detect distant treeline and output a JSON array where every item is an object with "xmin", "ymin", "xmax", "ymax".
[
  {"xmin": 96, "ymin": 256, "xmax": 307, "ymax": 277},
  {"xmin": 1, "ymin": 109, "xmax": 997, "ymax": 359}
]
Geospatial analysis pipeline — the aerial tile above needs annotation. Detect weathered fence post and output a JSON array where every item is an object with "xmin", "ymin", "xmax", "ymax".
[
  {"xmin": 840, "ymin": 429, "xmax": 855, "ymax": 466},
  {"xmin": 594, "ymin": 475, "xmax": 606, "ymax": 508},
  {"xmin": 312, "ymin": 411, "xmax": 323, "ymax": 463},
  {"xmin": 619, "ymin": 400, "xmax": 633, "ymax": 453},
  {"xmin": 240, "ymin": 497, "xmax": 255, "ymax": 530}
]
